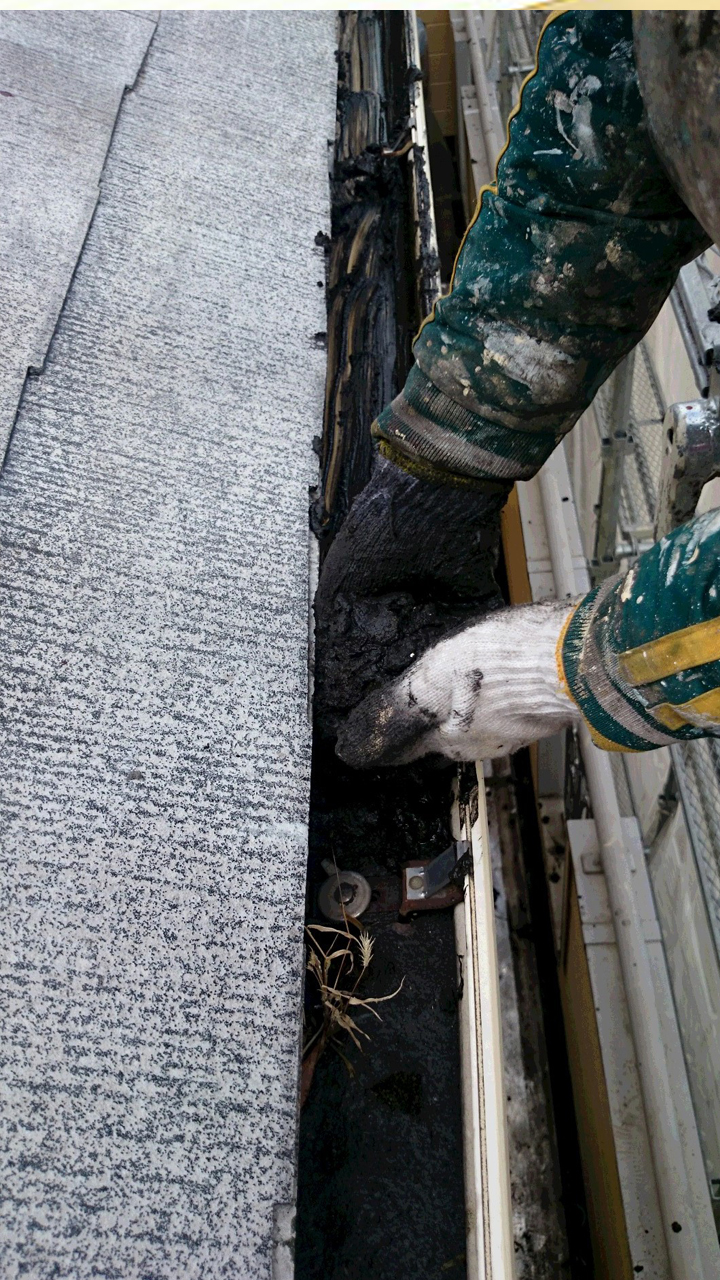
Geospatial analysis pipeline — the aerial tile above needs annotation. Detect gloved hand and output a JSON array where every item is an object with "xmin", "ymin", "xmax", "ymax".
[
  {"xmin": 313, "ymin": 450, "xmax": 509, "ymax": 739},
  {"xmin": 335, "ymin": 600, "xmax": 580, "ymax": 767}
]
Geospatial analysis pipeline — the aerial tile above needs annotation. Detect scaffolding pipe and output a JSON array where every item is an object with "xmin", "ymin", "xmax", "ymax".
[
  {"xmin": 464, "ymin": 10, "xmax": 504, "ymax": 172},
  {"xmin": 538, "ymin": 454, "xmax": 706, "ymax": 1280}
]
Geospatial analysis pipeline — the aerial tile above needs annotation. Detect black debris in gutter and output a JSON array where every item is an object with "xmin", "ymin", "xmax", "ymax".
[{"xmin": 297, "ymin": 13, "xmax": 466, "ymax": 1279}]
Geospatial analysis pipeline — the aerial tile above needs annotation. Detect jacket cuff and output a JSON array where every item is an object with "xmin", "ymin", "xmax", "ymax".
[
  {"xmin": 374, "ymin": 364, "xmax": 558, "ymax": 486},
  {"xmin": 560, "ymin": 578, "xmax": 699, "ymax": 752}
]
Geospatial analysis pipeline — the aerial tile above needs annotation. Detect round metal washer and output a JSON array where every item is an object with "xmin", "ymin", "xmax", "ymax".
[{"xmin": 318, "ymin": 869, "xmax": 372, "ymax": 922}]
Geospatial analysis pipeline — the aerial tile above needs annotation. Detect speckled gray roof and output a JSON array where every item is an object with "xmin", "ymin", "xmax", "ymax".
[{"xmin": 0, "ymin": 11, "xmax": 336, "ymax": 1277}]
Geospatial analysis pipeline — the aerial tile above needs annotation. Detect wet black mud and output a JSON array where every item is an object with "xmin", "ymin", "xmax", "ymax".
[
  {"xmin": 297, "ymin": 14, "xmax": 468, "ymax": 1276},
  {"xmin": 313, "ymin": 451, "xmax": 506, "ymax": 741},
  {"xmin": 295, "ymin": 744, "xmax": 466, "ymax": 1280},
  {"xmin": 311, "ymin": 11, "xmax": 418, "ymax": 547}
]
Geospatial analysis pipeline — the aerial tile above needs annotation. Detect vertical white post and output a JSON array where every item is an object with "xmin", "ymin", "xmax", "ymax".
[{"xmin": 453, "ymin": 775, "xmax": 516, "ymax": 1280}]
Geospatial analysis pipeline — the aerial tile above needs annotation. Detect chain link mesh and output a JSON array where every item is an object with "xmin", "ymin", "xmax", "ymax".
[
  {"xmin": 591, "ymin": 341, "xmax": 665, "ymax": 558},
  {"xmin": 621, "ymin": 342, "xmax": 666, "ymax": 544},
  {"xmin": 674, "ymin": 740, "xmax": 720, "ymax": 956}
]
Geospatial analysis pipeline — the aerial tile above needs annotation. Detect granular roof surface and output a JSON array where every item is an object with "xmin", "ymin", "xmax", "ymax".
[{"xmin": 0, "ymin": 11, "xmax": 336, "ymax": 1276}]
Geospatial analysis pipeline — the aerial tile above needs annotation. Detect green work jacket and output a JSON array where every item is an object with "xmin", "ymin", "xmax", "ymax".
[{"xmin": 375, "ymin": 10, "xmax": 720, "ymax": 752}]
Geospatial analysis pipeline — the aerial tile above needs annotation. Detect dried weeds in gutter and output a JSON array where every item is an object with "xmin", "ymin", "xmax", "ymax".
[{"xmin": 302, "ymin": 914, "xmax": 404, "ymax": 1092}]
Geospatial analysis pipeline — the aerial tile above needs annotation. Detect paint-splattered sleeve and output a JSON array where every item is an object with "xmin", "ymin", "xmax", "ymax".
[
  {"xmin": 562, "ymin": 510, "xmax": 720, "ymax": 751},
  {"xmin": 373, "ymin": 10, "xmax": 709, "ymax": 486}
]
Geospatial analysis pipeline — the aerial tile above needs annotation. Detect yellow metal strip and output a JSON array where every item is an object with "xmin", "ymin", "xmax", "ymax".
[
  {"xmin": 651, "ymin": 685, "xmax": 720, "ymax": 732},
  {"xmin": 651, "ymin": 704, "xmax": 688, "ymax": 731},
  {"xmin": 500, "ymin": 484, "xmax": 532, "ymax": 606},
  {"xmin": 618, "ymin": 616, "xmax": 720, "ymax": 687}
]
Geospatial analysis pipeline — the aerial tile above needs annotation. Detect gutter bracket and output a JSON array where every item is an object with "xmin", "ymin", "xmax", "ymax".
[{"xmin": 400, "ymin": 839, "xmax": 470, "ymax": 916}]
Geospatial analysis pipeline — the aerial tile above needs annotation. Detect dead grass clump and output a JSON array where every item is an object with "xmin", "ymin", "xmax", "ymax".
[{"xmin": 303, "ymin": 913, "xmax": 403, "ymax": 1082}]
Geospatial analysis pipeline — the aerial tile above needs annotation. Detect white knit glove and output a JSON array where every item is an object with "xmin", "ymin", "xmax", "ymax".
[{"xmin": 336, "ymin": 601, "xmax": 580, "ymax": 767}]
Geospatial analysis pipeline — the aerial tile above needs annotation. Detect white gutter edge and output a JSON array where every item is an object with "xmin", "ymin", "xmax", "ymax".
[{"xmin": 453, "ymin": 776, "xmax": 516, "ymax": 1280}]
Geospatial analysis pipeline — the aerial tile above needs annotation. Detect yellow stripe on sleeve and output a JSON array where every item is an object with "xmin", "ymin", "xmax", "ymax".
[
  {"xmin": 618, "ymin": 616, "xmax": 720, "ymax": 687},
  {"xmin": 587, "ymin": 723, "xmax": 641, "ymax": 754},
  {"xmin": 651, "ymin": 685, "xmax": 720, "ymax": 733}
]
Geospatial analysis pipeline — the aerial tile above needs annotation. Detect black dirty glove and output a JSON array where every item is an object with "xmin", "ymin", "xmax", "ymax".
[
  {"xmin": 313, "ymin": 451, "xmax": 509, "ymax": 742},
  {"xmin": 335, "ymin": 602, "xmax": 578, "ymax": 769}
]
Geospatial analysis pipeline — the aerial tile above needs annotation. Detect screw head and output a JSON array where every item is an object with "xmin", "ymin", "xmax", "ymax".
[
  {"xmin": 332, "ymin": 881, "xmax": 356, "ymax": 905},
  {"xmin": 318, "ymin": 870, "xmax": 372, "ymax": 922},
  {"xmin": 408, "ymin": 874, "xmax": 424, "ymax": 891}
]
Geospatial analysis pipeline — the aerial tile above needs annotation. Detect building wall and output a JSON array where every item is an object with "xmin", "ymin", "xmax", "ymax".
[{"xmin": 418, "ymin": 9, "xmax": 456, "ymax": 136}]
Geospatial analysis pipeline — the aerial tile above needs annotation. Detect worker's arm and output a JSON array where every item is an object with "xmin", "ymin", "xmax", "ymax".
[
  {"xmin": 337, "ymin": 511, "xmax": 720, "ymax": 766},
  {"xmin": 315, "ymin": 9, "xmax": 709, "ymax": 738},
  {"xmin": 563, "ymin": 509, "xmax": 720, "ymax": 751},
  {"xmin": 375, "ymin": 9, "xmax": 708, "ymax": 486}
]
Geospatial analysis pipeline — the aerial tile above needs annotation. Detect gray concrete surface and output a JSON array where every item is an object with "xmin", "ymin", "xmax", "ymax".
[
  {"xmin": 0, "ymin": 10, "xmax": 157, "ymax": 458},
  {"xmin": 0, "ymin": 11, "xmax": 336, "ymax": 1277}
]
